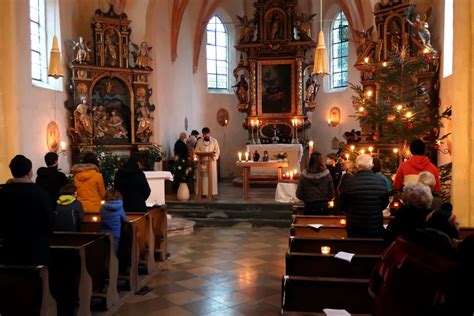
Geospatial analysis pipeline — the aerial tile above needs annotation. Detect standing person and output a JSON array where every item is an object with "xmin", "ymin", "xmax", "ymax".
[
  {"xmin": 71, "ymin": 152, "xmax": 106, "ymax": 213},
  {"xmin": 54, "ymin": 184, "xmax": 84, "ymax": 232},
  {"xmin": 186, "ymin": 130, "xmax": 199, "ymax": 160},
  {"xmin": 174, "ymin": 132, "xmax": 188, "ymax": 161},
  {"xmin": 296, "ymin": 151, "xmax": 335, "ymax": 215},
  {"xmin": 418, "ymin": 171, "xmax": 444, "ymax": 211},
  {"xmin": 114, "ymin": 151, "xmax": 151, "ymax": 212},
  {"xmin": 195, "ymin": 127, "xmax": 220, "ymax": 196},
  {"xmin": 100, "ymin": 189, "xmax": 128, "ymax": 254},
  {"xmin": 0, "ymin": 155, "xmax": 53, "ymax": 265},
  {"xmin": 372, "ymin": 157, "xmax": 393, "ymax": 192},
  {"xmin": 36, "ymin": 152, "xmax": 68, "ymax": 208},
  {"xmin": 326, "ymin": 153, "xmax": 342, "ymax": 192},
  {"xmin": 339, "ymin": 154, "xmax": 390, "ymax": 238},
  {"xmin": 393, "ymin": 139, "xmax": 441, "ymax": 192}
]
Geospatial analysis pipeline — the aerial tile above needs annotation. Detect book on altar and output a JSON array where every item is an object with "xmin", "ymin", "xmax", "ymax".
[
  {"xmin": 307, "ymin": 224, "xmax": 323, "ymax": 230},
  {"xmin": 334, "ymin": 251, "xmax": 355, "ymax": 262},
  {"xmin": 323, "ymin": 308, "xmax": 351, "ymax": 316}
]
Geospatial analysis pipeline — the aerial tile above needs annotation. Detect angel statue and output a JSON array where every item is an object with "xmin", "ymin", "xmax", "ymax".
[
  {"xmin": 406, "ymin": 7, "xmax": 435, "ymax": 51},
  {"xmin": 353, "ymin": 26, "xmax": 374, "ymax": 56},
  {"xmin": 72, "ymin": 37, "xmax": 91, "ymax": 64},
  {"xmin": 294, "ymin": 13, "xmax": 317, "ymax": 41},
  {"xmin": 237, "ymin": 15, "xmax": 255, "ymax": 44},
  {"xmin": 132, "ymin": 42, "xmax": 153, "ymax": 69}
]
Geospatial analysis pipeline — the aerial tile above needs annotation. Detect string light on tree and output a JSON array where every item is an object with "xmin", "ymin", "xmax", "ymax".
[{"xmin": 405, "ymin": 111, "xmax": 413, "ymax": 119}]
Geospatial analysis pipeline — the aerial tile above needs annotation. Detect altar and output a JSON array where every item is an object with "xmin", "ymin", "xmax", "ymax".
[{"xmin": 246, "ymin": 144, "xmax": 303, "ymax": 175}]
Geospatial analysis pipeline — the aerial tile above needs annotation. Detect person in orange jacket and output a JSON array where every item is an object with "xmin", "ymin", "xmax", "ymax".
[
  {"xmin": 71, "ymin": 152, "xmax": 106, "ymax": 213},
  {"xmin": 393, "ymin": 139, "xmax": 441, "ymax": 192}
]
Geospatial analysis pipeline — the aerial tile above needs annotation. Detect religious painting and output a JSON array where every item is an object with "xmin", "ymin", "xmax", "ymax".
[
  {"xmin": 91, "ymin": 77, "xmax": 131, "ymax": 144},
  {"xmin": 257, "ymin": 60, "xmax": 295, "ymax": 117},
  {"xmin": 46, "ymin": 121, "xmax": 60, "ymax": 152}
]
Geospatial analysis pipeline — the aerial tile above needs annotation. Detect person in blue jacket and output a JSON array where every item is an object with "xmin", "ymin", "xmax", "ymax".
[{"xmin": 100, "ymin": 189, "xmax": 128, "ymax": 254}]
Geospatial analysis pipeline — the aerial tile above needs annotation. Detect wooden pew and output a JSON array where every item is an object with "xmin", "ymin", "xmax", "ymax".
[
  {"xmin": 286, "ymin": 252, "xmax": 379, "ymax": 279},
  {"xmin": 459, "ymin": 227, "xmax": 474, "ymax": 239},
  {"xmin": 50, "ymin": 232, "xmax": 119, "ymax": 311},
  {"xmin": 289, "ymin": 236, "xmax": 386, "ymax": 255},
  {"xmin": 291, "ymin": 224, "xmax": 347, "ymax": 238},
  {"xmin": 80, "ymin": 213, "xmax": 152, "ymax": 293},
  {"xmin": 281, "ymin": 275, "xmax": 373, "ymax": 314},
  {"xmin": 292, "ymin": 214, "xmax": 393, "ymax": 226},
  {"xmin": 147, "ymin": 206, "xmax": 168, "ymax": 261},
  {"xmin": 0, "ymin": 265, "xmax": 57, "ymax": 316}
]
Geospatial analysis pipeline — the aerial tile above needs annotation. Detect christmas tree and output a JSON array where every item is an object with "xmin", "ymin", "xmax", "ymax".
[{"xmin": 350, "ymin": 46, "xmax": 449, "ymax": 147}]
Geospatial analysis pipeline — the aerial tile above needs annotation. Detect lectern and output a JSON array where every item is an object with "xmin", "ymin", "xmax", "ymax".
[{"xmin": 195, "ymin": 152, "xmax": 215, "ymax": 201}]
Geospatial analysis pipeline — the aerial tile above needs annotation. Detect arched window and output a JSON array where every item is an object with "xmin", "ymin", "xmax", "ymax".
[
  {"xmin": 330, "ymin": 11, "xmax": 349, "ymax": 89},
  {"xmin": 30, "ymin": 0, "xmax": 47, "ymax": 83},
  {"xmin": 206, "ymin": 16, "xmax": 228, "ymax": 90}
]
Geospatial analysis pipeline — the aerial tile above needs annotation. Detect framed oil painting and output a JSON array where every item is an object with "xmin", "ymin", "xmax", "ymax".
[{"xmin": 257, "ymin": 60, "xmax": 295, "ymax": 117}]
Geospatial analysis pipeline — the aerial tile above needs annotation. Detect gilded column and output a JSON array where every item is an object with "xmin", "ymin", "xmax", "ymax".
[
  {"xmin": 249, "ymin": 59, "xmax": 257, "ymax": 116},
  {"xmin": 296, "ymin": 58, "xmax": 303, "ymax": 115}
]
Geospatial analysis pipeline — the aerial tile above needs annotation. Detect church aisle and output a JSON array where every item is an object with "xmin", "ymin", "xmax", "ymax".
[{"xmin": 114, "ymin": 223, "xmax": 288, "ymax": 315}]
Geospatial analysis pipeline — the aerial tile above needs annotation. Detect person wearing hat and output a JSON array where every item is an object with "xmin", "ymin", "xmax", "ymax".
[{"xmin": 0, "ymin": 155, "xmax": 54, "ymax": 265}]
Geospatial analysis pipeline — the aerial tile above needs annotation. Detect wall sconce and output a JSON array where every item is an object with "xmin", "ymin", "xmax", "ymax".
[
  {"xmin": 59, "ymin": 141, "xmax": 67, "ymax": 156},
  {"xmin": 327, "ymin": 107, "xmax": 341, "ymax": 127}
]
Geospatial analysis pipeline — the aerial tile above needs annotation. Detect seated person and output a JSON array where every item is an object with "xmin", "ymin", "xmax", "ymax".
[
  {"xmin": 370, "ymin": 208, "xmax": 459, "ymax": 316},
  {"xmin": 385, "ymin": 183, "xmax": 433, "ymax": 244},
  {"xmin": 418, "ymin": 171, "xmax": 444, "ymax": 211},
  {"xmin": 100, "ymin": 189, "xmax": 128, "ymax": 254},
  {"xmin": 54, "ymin": 184, "xmax": 84, "ymax": 232},
  {"xmin": 296, "ymin": 151, "xmax": 334, "ymax": 215}
]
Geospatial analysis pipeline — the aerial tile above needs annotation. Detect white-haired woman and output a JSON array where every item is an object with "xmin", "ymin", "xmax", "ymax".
[{"xmin": 418, "ymin": 171, "xmax": 444, "ymax": 211}]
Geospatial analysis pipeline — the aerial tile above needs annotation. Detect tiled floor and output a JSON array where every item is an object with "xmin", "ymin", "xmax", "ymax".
[{"xmin": 114, "ymin": 223, "xmax": 288, "ymax": 315}]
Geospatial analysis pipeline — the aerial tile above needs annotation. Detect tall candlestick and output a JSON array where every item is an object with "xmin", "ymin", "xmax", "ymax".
[
  {"xmin": 245, "ymin": 152, "xmax": 249, "ymax": 161},
  {"xmin": 60, "ymin": 141, "xmax": 66, "ymax": 151},
  {"xmin": 308, "ymin": 140, "xmax": 314, "ymax": 155},
  {"xmin": 238, "ymin": 152, "xmax": 242, "ymax": 161},
  {"xmin": 289, "ymin": 171, "xmax": 294, "ymax": 180},
  {"xmin": 293, "ymin": 169, "xmax": 297, "ymax": 176},
  {"xmin": 350, "ymin": 145, "xmax": 355, "ymax": 152}
]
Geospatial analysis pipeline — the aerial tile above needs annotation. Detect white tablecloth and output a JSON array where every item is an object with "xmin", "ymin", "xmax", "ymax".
[
  {"xmin": 144, "ymin": 171, "xmax": 174, "ymax": 206},
  {"xmin": 247, "ymin": 144, "xmax": 303, "ymax": 174},
  {"xmin": 275, "ymin": 182, "xmax": 301, "ymax": 203}
]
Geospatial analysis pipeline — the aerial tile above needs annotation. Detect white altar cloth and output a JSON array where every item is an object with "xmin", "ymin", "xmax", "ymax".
[
  {"xmin": 144, "ymin": 171, "xmax": 174, "ymax": 206},
  {"xmin": 247, "ymin": 144, "xmax": 303, "ymax": 175},
  {"xmin": 275, "ymin": 182, "xmax": 301, "ymax": 203}
]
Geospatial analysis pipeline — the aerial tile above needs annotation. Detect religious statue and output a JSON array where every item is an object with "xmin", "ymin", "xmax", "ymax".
[
  {"xmin": 294, "ymin": 13, "xmax": 316, "ymax": 41},
  {"xmin": 73, "ymin": 98, "xmax": 93, "ymax": 138},
  {"xmin": 132, "ymin": 42, "xmax": 153, "ymax": 69},
  {"xmin": 406, "ymin": 7, "xmax": 434, "ymax": 52},
  {"xmin": 253, "ymin": 150, "xmax": 260, "ymax": 162},
  {"xmin": 136, "ymin": 101, "xmax": 153, "ymax": 142},
  {"xmin": 237, "ymin": 15, "xmax": 255, "ymax": 44},
  {"xmin": 105, "ymin": 32, "xmax": 118, "ymax": 66},
  {"xmin": 232, "ymin": 74, "xmax": 249, "ymax": 105},
  {"xmin": 375, "ymin": 39, "xmax": 383, "ymax": 62},
  {"xmin": 92, "ymin": 105, "xmax": 107, "ymax": 137},
  {"xmin": 304, "ymin": 76, "xmax": 319, "ymax": 105},
  {"xmin": 95, "ymin": 115, "xmax": 109, "ymax": 138},
  {"xmin": 72, "ymin": 36, "xmax": 92, "ymax": 64},
  {"xmin": 353, "ymin": 26, "xmax": 374, "ymax": 56},
  {"xmin": 268, "ymin": 12, "xmax": 283, "ymax": 40},
  {"xmin": 388, "ymin": 19, "xmax": 402, "ymax": 54},
  {"xmin": 262, "ymin": 150, "xmax": 269, "ymax": 162},
  {"xmin": 107, "ymin": 111, "xmax": 128, "ymax": 138}
]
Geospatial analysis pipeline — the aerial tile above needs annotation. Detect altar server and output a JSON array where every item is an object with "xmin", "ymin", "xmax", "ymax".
[{"xmin": 195, "ymin": 127, "xmax": 220, "ymax": 196}]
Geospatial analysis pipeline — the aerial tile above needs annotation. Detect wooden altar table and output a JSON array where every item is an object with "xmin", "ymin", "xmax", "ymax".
[{"xmin": 236, "ymin": 160, "xmax": 288, "ymax": 199}]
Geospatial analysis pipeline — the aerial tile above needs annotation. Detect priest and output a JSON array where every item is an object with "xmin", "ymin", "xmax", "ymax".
[{"xmin": 195, "ymin": 127, "xmax": 220, "ymax": 196}]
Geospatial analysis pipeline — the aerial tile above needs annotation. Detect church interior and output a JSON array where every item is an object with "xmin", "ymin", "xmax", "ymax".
[{"xmin": 1, "ymin": 0, "xmax": 474, "ymax": 315}]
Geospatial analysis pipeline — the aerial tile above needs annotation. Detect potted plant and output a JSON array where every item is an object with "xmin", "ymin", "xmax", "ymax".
[
  {"xmin": 140, "ymin": 144, "xmax": 164, "ymax": 171},
  {"xmin": 170, "ymin": 158, "xmax": 195, "ymax": 201}
]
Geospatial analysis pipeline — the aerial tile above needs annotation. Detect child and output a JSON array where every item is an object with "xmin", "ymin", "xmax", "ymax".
[
  {"xmin": 100, "ymin": 189, "xmax": 128, "ymax": 254},
  {"xmin": 54, "ymin": 184, "xmax": 84, "ymax": 231}
]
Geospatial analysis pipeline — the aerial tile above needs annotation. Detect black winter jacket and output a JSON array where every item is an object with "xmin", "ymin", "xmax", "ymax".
[
  {"xmin": 339, "ymin": 170, "xmax": 389, "ymax": 238},
  {"xmin": 114, "ymin": 161, "xmax": 151, "ymax": 212},
  {"xmin": 0, "ymin": 181, "xmax": 54, "ymax": 265},
  {"xmin": 36, "ymin": 166, "xmax": 68, "ymax": 208},
  {"xmin": 296, "ymin": 169, "xmax": 335, "ymax": 203}
]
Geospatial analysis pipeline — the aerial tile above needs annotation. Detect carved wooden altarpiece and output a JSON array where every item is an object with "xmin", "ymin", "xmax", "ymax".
[
  {"xmin": 66, "ymin": 6, "xmax": 155, "ymax": 161},
  {"xmin": 234, "ymin": 0, "xmax": 316, "ymax": 144}
]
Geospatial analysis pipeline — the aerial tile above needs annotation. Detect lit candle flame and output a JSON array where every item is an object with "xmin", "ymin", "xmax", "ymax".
[{"xmin": 321, "ymin": 246, "xmax": 331, "ymax": 255}]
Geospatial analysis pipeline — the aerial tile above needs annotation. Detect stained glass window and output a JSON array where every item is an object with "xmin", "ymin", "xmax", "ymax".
[
  {"xmin": 207, "ymin": 16, "xmax": 228, "ymax": 90},
  {"xmin": 331, "ymin": 11, "xmax": 349, "ymax": 89}
]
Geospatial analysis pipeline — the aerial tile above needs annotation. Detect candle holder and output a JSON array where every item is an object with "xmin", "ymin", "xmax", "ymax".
[
  {"xmin": 255, "ymin": 120, "xmax": 261, "ymax": 144},
  {"xmin": 291, "ymin": 119, "xmax": 299, "ymax": 144},
  {"xmin": 250, "ymin": 121, "xmax": 256, "ymax": 145},
  {"xmin": 321, "ymin": 246, "xmax": 331, "ymax": 255}
]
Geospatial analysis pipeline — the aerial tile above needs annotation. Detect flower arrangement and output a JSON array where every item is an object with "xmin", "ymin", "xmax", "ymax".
[
  {"xmin": 94, "ymin": 147, "xmax": 127, "ymax": 189},
  {"xmin": 274, "ymin": 152, "xmax": 288, "ymax": 160},
  {"xmin": 170, "ymin": 158, "xmax": 195, "ymax": 183},
  {"xmin": 140, "ymin": 143, "xmax": 164, "ymax": 171}
]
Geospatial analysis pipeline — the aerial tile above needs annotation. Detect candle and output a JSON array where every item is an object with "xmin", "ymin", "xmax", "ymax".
[
  {"xmin": 60, "ymin": 141, "xmax": 66, "ymax": 151},
  {"xmin": 238, "ymin": 152, "xmax": 242, "ymax": 161},
  {"xmin": 328, "ymin": 200, "xmax": 334, "ymax": 208},
  {"xmin": 393, "ymin": 201, "xmax": 400, "ymax": 208},
  {"xmin": 224, "ymin": 119, "xmax": 228, "ymax": 125},
  {"xmin": 289, "ymin": 171, "xmax": 294, "ymax": 180},
  {"xmin": 308, "ymin": 140, "xmax": 314, "ymax": 155},
  {"xmin": 350, "ymin": 145, "xmax": 355, "ymax": 152},
  {"xmin": 382, "ymin": 61, "xmax": 387, "ymax": 67},
  {"xmin": 368, "ymin": 146, "xmax": 374, "ymax": 154},
  {"xmin": 293, "ymin": 169, "xmax": 297, "ymax": 176},
  {"xmin": 245, "ymin": 152, "xmax": 249, "ymax": 161},
  {"xmin": 321, "ymin": 246, "xmax": 331, "ymax": 255},
  {"xmin": 256, "ymin": 120, "xmax": 259, "ymax": 128},
  {"xmin": 360, "ymin": 149, "xmax": 366, "ymax": 154},
  {"xmin": 345, "ymin": 153, "xmax": 349, "ymax": 160},
  {"xmin": 364, "ymin": 57, "xmax": 369, "ymax": 64},
  {"xmin": 327, "ymin": 118, "xmax": 332, "ymax": 125},
  {"xmin": 393, "ymin": 148, "xmax": 399, "ymax": 154},
  {"xmin": 291, "ymin": 119, "xmax": 295, "ymax": 127},
  {"xmin": 339, "ymin": 218, "xmax": 347, "ymax": 225},
  {"xmin": 92, "ymin": 216, "xmax": 98, "ymax": 222}
]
